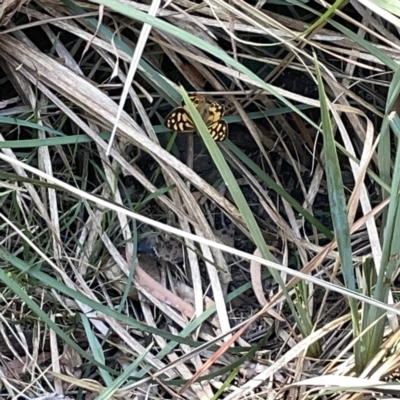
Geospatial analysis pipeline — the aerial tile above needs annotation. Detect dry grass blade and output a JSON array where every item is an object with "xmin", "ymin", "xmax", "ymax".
[
  {"xmin": 1, "ymin": 0, "xmax": 400, "ymax": 397},
  {"xmin": 0, "ymin": 0, "xmax": 30, "ymax": 27}
]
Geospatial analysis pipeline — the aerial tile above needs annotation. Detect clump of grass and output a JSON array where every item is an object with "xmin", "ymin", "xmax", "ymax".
[{"xmin": 0, "ymin": 0, "xmax": 399, "ymax": 398}]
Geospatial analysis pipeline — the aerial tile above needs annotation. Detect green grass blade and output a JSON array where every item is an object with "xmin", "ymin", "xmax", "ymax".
[
  {"xmin": 181, "ymin": 88, "xmax": 308, "ymax": 336},
  {"xmin": 224, "ymin": 141, "xmax": 333, "ymax": 239},
  {"xmin": 97, "ymin": 343, "xmax": 152, "ymax": 400},
  {"xmin": 81, "ymin": 314, "xmax": 114, "ymax": 386},
  {"xmin": 313, "ymin": 55, "xmax": 361, "ymax": 368},
  {"xmin": 0, "ymin": 106, "xmax": 314, "ymax": 149},
  {"xmin": 288, "ymin": 0, "xmax": 398, "ymax": 70},
  {"xmin": 362, "ymin": 74, "xmax": 400, "ymax": 365}
]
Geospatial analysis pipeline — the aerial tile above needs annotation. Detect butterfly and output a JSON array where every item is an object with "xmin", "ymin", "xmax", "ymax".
[{"xmin": 164, "ymin": 95, "xmax": 228, "ymax": 142}]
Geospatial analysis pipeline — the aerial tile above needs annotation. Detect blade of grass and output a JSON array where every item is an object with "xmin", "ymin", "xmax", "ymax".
[
  {"xmin": 359, "ymin": 0, "xmax": 400, "ymax": 24},
  {"xmin": 97, "ymin": 343, "xmax": 153, "ymax": 400},
  {"xmin": 224, "ymin": 141, "xmax": 333, "ymax": 239},
  {"xmin": 302, "ymin": 0, "xmax": 348, "ymax": 37},
  {"xmin": 314, "ymin": 53, "xmax": 361, "ymax": 370},
  {"xmin": 211, "ymin": 366, "xmax": 241, "ymax": 400},
  {"xmin": 0, "ymin": 105, "xmax": 314, "ymax": 149},
  {"xmin": 288, "ymin": 0, "xmax": 398, "ymax": 70},
  {"xmin": 360, "ymin": 67, "xmax": 400, "ymax": 366},
  {"xmin": 106, "ymin": 0, "xmax": 161, "ymax": 155},
  {"xmin": 363, "ymin": 115, "xmax": 400, "ymax": 359},
  {"xmin": 181, "ymin": 87, "xmax": 310, "ymax": 339},
  {"xmin": 81, "ymin": 314, "xmax": 113, "ymax": 386}
]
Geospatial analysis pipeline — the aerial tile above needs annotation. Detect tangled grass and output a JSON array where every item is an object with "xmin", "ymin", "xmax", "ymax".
[{"xmin": 1, "ymin": 0, "xmax": 400, "ymax": 398}]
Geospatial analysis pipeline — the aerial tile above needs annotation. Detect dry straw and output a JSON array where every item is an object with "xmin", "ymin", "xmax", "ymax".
[{"xmin": 0, "ymin": 0, "xmax": 30, "ymax": 27}]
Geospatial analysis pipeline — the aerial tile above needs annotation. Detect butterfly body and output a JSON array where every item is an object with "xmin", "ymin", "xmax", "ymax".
[{"xmin": 164, "ymin": 95, "xmax": 228, "ymax": 142}]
